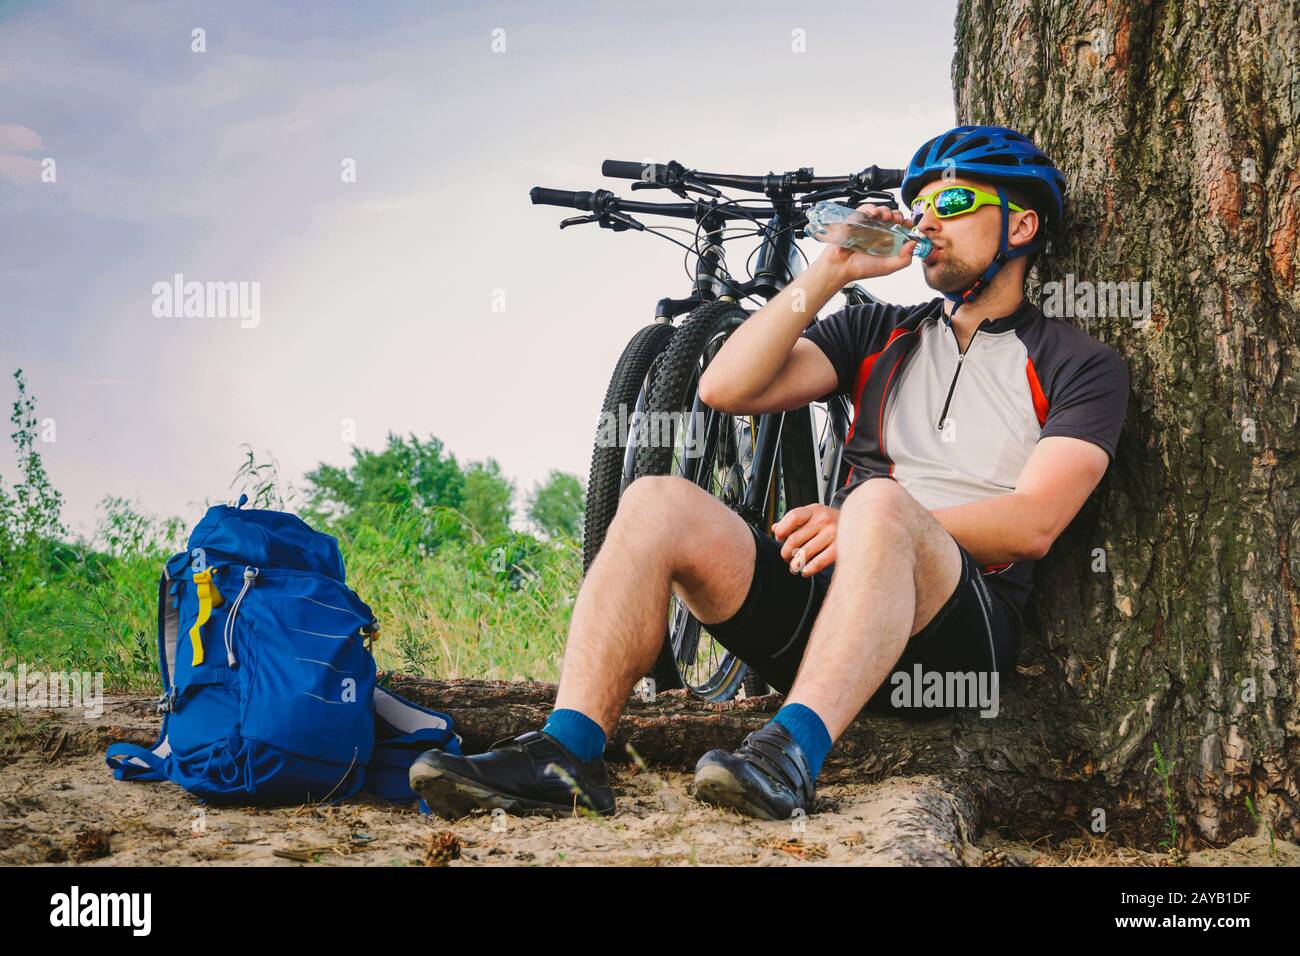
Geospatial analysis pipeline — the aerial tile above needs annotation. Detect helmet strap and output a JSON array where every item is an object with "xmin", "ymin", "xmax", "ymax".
[{"xmin": 942, "ymin": 186, "xmax": 1043, "ymax": 316}]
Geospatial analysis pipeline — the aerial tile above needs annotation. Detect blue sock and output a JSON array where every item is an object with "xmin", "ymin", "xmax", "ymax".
[
  {"xmin": 541, "ymin": 708, "xmax": 607, "ymax": 762},
  {"xmin": 770, "ymin": 703, "xmax": 832, "ymax": 780}
]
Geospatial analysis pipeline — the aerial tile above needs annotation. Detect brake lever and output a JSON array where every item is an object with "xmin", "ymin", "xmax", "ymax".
[
  {"xmin": 558, "ymin": 211, "xmax": 645, "ymax": 232},
  {"xmin": 799, "ymin": 186, "xmax": 852, "ymax": 206},
  {"xmin": 600, "ymin": 211, "xmax": 645, "ymax": 232},
  {"xmin": 678, "ymin": 175, "xmax": 721, "ymax": 199},
  {"xmin": 857, "ymin": 189, "xmax": 899, "ymax": 210}
]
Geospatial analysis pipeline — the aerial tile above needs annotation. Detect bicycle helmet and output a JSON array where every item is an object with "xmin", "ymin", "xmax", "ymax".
[{"xmin": 901, "ymin": 125, "xmax": 1066, "ymax": 309}]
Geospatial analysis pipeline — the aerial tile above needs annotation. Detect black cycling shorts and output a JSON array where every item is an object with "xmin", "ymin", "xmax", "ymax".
[{"xmin": 704, "ymin": 521, "xmax": 1021, "ymax": 720}]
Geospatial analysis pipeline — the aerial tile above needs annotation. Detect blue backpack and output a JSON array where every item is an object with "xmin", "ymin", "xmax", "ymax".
[{"xmin": 105, "ymin": 499, "xmax": 461, "ymax": 809}]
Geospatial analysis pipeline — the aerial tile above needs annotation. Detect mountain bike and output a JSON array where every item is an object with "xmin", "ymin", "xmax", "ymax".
[{"xmin": 530, "ymin": 159, "xmax": 904, "ymax": 702}]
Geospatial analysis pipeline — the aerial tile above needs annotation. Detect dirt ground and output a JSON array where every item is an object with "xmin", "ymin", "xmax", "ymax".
[{"xmin": 2, "ymin": 697, "xmax": 1295, "ymax": 867}]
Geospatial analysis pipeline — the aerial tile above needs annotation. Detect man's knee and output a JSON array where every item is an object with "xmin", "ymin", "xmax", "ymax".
[
  {"xmin": 839, "ymin": 477, "xmax": 917, "ymax": 535},
  {"xmin": 611, "ymin": 475, "xmax": 702, "ymax": 539},
  {"xmin": 839, "ymin": 478, "xmax": 961, "ymax": 620},
  {"xmin": 617, "ymin": 477, "xmax": 752, "ymax": 621}
]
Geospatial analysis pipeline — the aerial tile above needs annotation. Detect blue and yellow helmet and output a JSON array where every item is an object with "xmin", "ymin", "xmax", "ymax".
[{"xmin": 902, "ymin": 125, "xmax": 1066, "ymax": 235}]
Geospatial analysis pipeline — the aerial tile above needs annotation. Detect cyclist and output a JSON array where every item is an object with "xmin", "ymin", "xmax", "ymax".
[{"xmin": 411, "ymin": 125, "xmax": 1130, "ymax": 822}]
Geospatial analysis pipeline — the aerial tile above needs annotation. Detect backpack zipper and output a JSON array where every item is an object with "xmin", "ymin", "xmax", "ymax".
[{"xmin": 935, "ymin": 323, "xmax": 983, "ymax": 431}]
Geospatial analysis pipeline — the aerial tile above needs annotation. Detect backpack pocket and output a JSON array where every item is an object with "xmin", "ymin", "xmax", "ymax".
[
  {"xmin": 232, "ymin": 569, "xmax": 378, "ymax": 769},
  {"xmin": 167, "ymin": 665, "xmax": 240, "ymax": 755},
  {"xmin": 169, "ymin": 735, "xmax": 366, "ymax": 805}
]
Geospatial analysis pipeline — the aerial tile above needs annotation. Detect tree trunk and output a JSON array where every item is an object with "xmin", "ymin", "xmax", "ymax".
[{"xmin": 948, "ymin": 0, "xmax": 1300, "ymax": 847}]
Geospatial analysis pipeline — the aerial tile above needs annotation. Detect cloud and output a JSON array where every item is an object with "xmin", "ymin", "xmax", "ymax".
[
  {"xmin": 0, "ymin": 123, "xmax": 45, "ymax": 181},
  {"xmin": 0, "ymin": 123, "xmax": 43, "ymax": 150},
  {"xmin": 0, "ymin": 153, "xmax": 42, "ymax": 182}
]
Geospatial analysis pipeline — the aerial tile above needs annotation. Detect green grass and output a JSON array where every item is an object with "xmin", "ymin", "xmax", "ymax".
[
  {"xmin": 0, "ymin": 501, "xmax": 581, "ymax": 692},
  {"xmin": 0, "ymin": 370, "xmax": 583, "ymax": 692},
  {"xmin": 339, "ymin": 508, "xmax": 580, "ymax": 683},
  {"xmin": 0, "ymin": 510, "xmax": 176, "ymax": 689}
]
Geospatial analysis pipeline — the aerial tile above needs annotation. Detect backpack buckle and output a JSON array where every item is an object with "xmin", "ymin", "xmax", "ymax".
[{"xmin": 156, "ymin": 688, "xmax": 176, "ymax": 714}]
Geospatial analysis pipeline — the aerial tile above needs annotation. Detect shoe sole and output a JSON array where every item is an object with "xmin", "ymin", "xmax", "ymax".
[
  {"xmin": 693, "ymin": 764, "xmax": 782, "ymax": 821},
  {"xmin": 409, "ymin": 761, "xmax": 607, "ymax": 820}
]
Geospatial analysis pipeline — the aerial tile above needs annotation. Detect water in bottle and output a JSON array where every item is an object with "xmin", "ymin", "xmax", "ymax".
[{"xmin": 803, "ymin": 201, "xmax": 932, "ymax": 260}]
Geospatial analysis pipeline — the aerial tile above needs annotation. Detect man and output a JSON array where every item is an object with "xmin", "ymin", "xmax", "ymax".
[{"xmin": 411, "ymin": 125, "xmax": 1130, "ymax": 821}]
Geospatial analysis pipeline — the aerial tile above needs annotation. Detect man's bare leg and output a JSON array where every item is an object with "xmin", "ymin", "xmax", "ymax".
[
  {"xmin": 552, "ymin": 475, "xmax": 759, "ymax": 737},
  {"xmin": 783, "ymin": 476, "xmax": 964, "ymax": 740},
  {"xmin": 691, "ymin": 476, "xmax": 964, "ymax": 819},
  {"xmin": 411, "ymin": 475, "xmax": 759, "ymax": 817}
]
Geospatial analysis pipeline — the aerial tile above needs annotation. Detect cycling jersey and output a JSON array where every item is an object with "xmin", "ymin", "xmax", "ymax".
[{"xmin": 801, "ymin": 295, "xmax": 1129, "ymax": 622}]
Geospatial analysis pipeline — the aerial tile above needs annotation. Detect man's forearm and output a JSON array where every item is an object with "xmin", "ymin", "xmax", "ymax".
[
  {"xmin": 929, "ymin": 493, "xmax": 1049, "ymax": 566},
  {"xmin": 700, "ymin": 256, "xmax": 848, "ymax": 405}
]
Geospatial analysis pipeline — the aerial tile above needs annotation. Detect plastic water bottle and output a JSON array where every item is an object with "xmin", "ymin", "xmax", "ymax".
[{"xmin": 803, "ymin": 201, "xmax": 932, "ymax": 260}]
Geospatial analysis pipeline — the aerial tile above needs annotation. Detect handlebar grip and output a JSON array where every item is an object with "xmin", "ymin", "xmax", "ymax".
[
  {"xmin": 876, "ymin": 167, "xmax": 905, "ymax": 189},
  {"xmin": 529, "ymin": 186, "xmax": 597, "ymax": 211},
  {"xmin": 602, "ymin": 159, "xmax": 661, "ymax": 182}
]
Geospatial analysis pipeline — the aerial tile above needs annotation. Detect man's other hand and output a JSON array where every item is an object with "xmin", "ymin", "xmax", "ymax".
[{"xmin": 772, "ymin": 504, "xmax": 839, "ymax": 576}]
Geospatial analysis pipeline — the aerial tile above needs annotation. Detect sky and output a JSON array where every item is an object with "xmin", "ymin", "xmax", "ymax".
[{"xmin": 1, "ymin": 0, "xmax": 960, "ymax": 539}]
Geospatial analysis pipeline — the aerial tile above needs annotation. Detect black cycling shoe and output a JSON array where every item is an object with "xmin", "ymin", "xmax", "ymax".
[
  {"xmin": 693, "ymin": 722, "xmax": 815, "ymax": 821},
  {"xmin": 409, "ymin": 730, "xmax": 615, "ymax": 819}
]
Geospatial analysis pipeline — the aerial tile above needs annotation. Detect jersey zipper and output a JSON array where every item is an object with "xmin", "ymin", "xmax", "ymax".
[{"xmin": 935, "ymin": 324, "xmax": 982, "ymax": 430}]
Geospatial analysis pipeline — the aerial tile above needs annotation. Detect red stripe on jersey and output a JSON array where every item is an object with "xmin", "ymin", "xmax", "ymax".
[
  {"xmin": 845, "ymin": 327, "xmax": 910, "ymax": 444},
  {"xmin": 1025, "ymin": 357, "xmax": 1049, "ymax": 427}
]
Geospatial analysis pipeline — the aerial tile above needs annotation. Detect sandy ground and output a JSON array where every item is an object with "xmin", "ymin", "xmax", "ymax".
[{"xmin": 2, "ymin": 697, "xmax": 1295, "ymax": 867}]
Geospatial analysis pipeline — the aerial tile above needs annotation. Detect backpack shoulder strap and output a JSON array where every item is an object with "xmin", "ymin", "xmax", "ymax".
[
  {"xmin": 373, "ymin": 685, "xmax": 459, "ymax": 744},
  {"xmin": 105, "ymin": 740, "xmax": 171, "ymax": 782},
  {"xmin": 105, "ymin": 570, "xmax": 179, "ymax": 785},
  {"xmin": 366, "ymin": 685, "xmax": 462, "ymax": 807}
]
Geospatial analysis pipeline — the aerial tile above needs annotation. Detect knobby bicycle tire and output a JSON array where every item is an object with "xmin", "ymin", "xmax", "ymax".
[{"xmin": 582, "ymin": 322, "xmax": 676, "ymax": 574}]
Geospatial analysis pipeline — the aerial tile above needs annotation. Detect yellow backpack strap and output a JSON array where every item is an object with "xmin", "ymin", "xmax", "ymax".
[{"xmin": 189, "ymin": 569, "xmax": 225, "ymax": 666}]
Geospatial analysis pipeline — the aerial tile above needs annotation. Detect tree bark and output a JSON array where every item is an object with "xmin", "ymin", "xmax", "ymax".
[{"xmin": 948, "ymin": 0, "xmax": 1299, "ymax": 847}]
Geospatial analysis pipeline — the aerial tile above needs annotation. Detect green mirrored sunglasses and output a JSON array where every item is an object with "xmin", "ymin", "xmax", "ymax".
[{"xmin": 910, "ymin": 186, "xmax": 1023, "ymax": 225}]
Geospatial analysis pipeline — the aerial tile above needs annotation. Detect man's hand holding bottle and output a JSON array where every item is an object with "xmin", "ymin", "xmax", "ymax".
[{"xmin": 813, "ymin": 203, "xmax": 921, "ymax": 281}]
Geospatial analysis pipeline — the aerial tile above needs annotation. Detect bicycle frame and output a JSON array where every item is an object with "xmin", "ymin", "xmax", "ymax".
[{"xmin": 626, "ymin": 198, "xmax": 877, "ymax": 518}]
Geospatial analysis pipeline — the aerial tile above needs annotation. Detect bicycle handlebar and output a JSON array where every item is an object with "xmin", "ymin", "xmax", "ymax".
[
  {"xmin": 529, "ymin": 186, "xmax": 761, "ymax": 221},
  {"xmin": 531, "ymin": 161, "xmax": 903, "ymax": 310},
  {"xmin": 530, "ymin": 159, "xmax": 905, "ymax": 229},
  {"xmin": 600, "ymin": 159, "xmax": 904, "ymax": 193}
]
